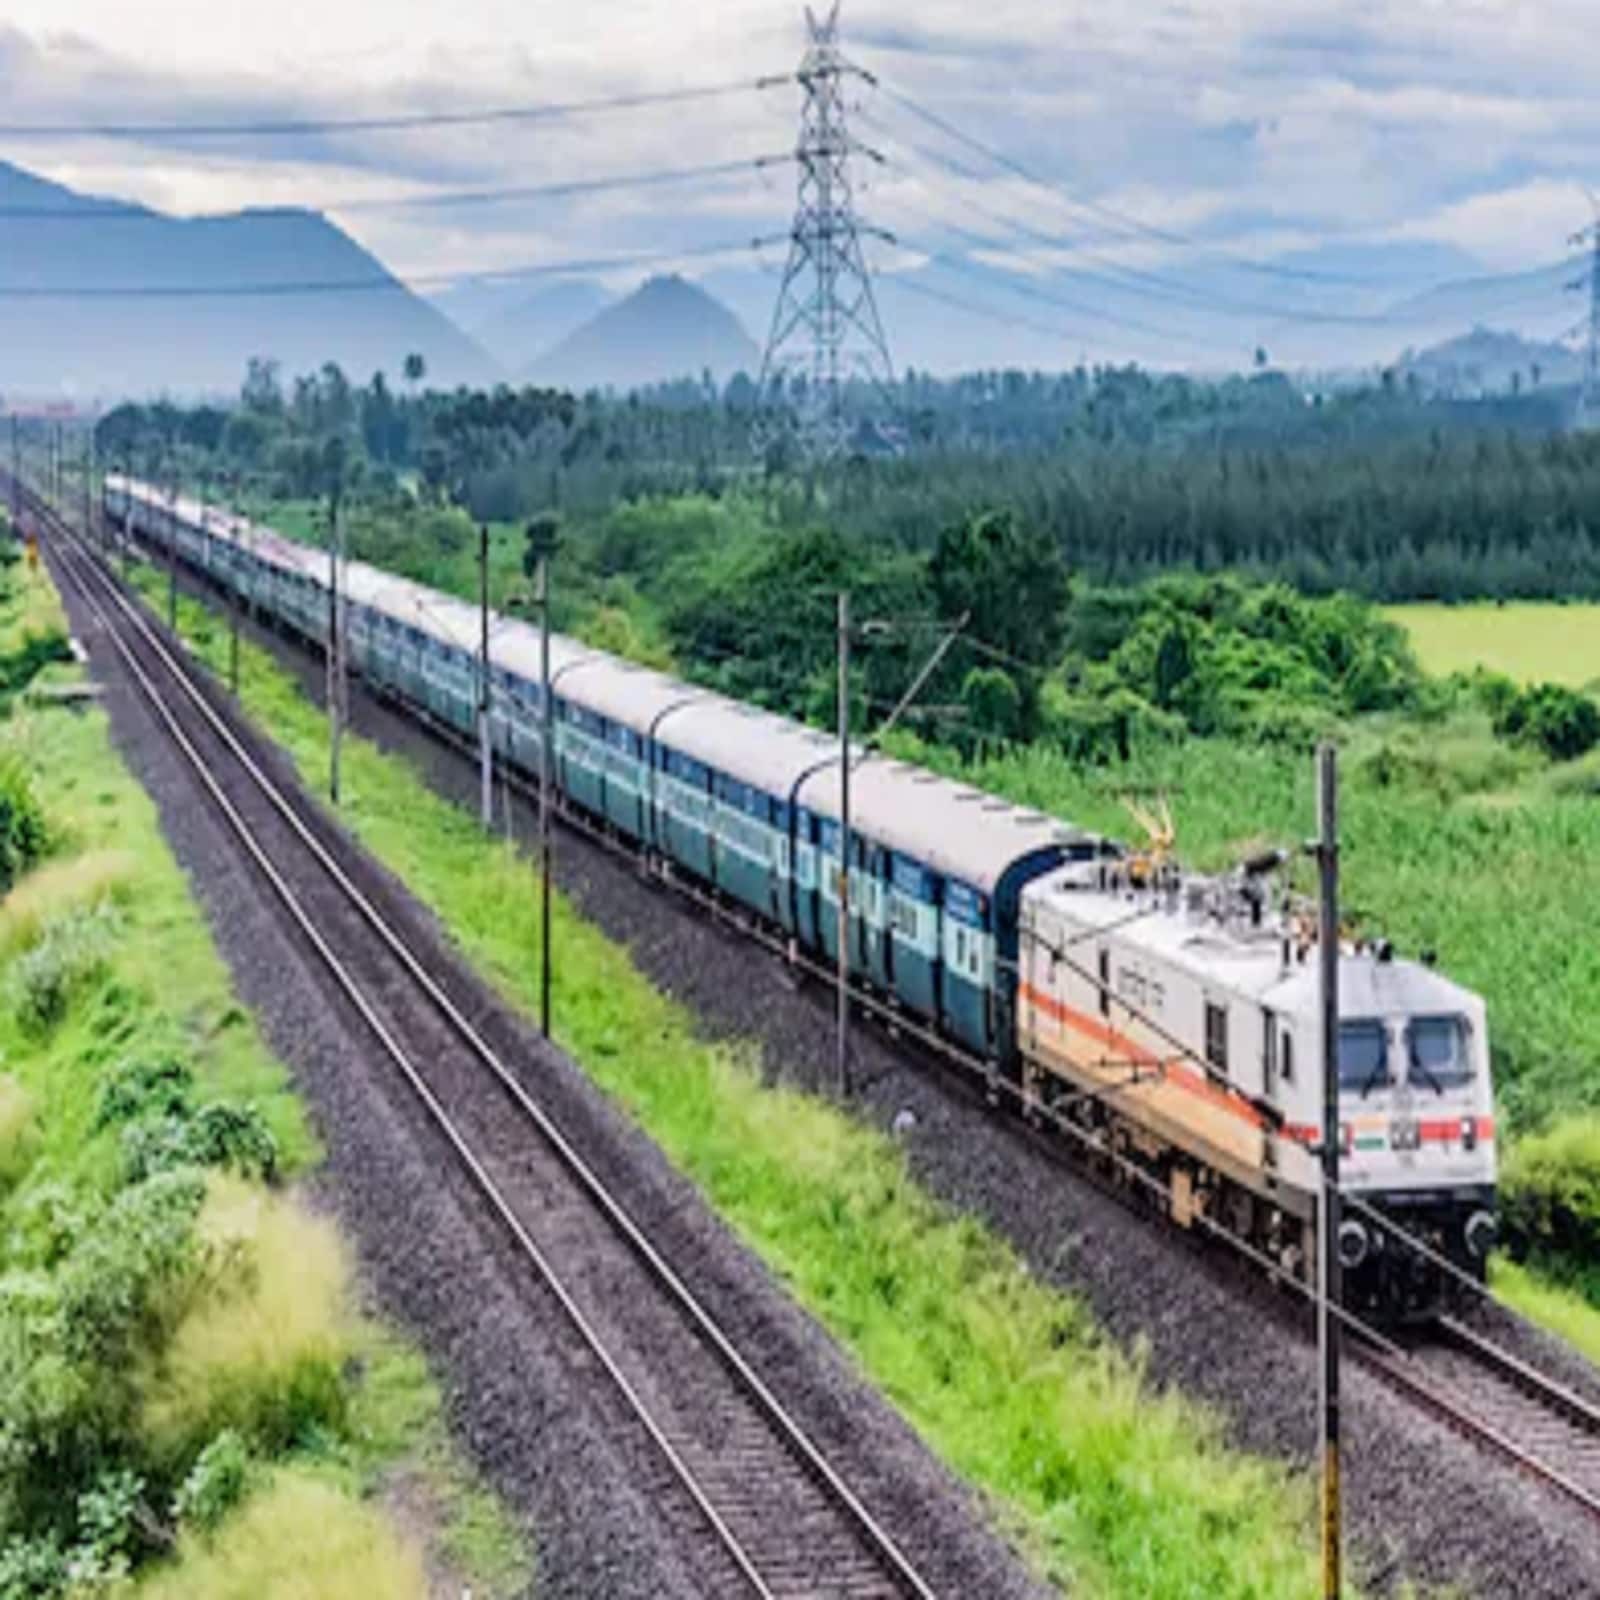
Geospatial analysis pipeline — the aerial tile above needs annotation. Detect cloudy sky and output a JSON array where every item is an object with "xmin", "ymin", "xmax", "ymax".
[{"xmin": 1, "ymin": 1, "xmax": 1596, "ymax": 370}]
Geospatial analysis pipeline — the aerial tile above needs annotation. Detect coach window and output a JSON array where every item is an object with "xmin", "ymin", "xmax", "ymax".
[
  {"xmin": 1204, "ymin": 1001, "xmax": 1229, "ymax": 1073},
  {"xmin": 1280, "ymin": 1029, "xmax": 1294, "ymax": 1083}
]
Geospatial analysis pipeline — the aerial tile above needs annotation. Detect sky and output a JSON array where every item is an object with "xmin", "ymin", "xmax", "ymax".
[{"xmin": 1, "ymin": 1, "xmax": 1597, "ymax": 371}]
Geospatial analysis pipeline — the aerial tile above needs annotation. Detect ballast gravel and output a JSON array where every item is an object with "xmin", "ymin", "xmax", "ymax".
[{"xmin": 110, "ymin": 555, "xmax": 1600, "ymax": 1598}]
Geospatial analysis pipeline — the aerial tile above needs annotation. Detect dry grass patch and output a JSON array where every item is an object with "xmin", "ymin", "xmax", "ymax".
[
  {"xmin": 0, "ymin": 849, "xmax": 134, "ymax": 962},
  {"xmin": 135, "ymin": 1469, "xmax": 429, "ymax": 1600},
  {"xmin": 142, "ymin": 1177, "xmax": 355, "ymax": 1459}
]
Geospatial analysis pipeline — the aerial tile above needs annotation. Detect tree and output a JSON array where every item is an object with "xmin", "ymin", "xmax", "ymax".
[
  {"xmin": 241, "ymin": 357, "xmax": 284, "ymax": 416},
  {"xmin": 929, "ymin": 509, "xmax": 1070, "ymax": 672},
  {"xmin": 402, "ymin": 353, "xmax": 427, "ymax": 395}
]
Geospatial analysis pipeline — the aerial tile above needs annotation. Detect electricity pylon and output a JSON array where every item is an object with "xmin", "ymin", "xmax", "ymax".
[{"xmin": 758, "ymin": 3, "xmax": 896, "ymax": 459}]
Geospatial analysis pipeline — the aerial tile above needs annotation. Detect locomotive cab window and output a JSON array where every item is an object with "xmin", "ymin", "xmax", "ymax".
[
  {"xmin": 1338, "ymin": 1019, "xmax": 1390, "ymax": 1095},
  {"xmin": 1204, "ymin": 1002, "xmax": 1228, "ymax": 1072},
  {"xmin": 1408, "ymin": 1015, "xmax": 1471, "ymax": 1092}
]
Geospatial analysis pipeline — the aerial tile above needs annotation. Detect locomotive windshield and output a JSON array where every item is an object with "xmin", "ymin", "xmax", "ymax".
[
  {"xmin": 1407, "ymin": 1015, "xmax": 1472, "ymax": 1093},
  {"xmin": 1338, "ymin": 1019, "xmax": 1390, "ymax": 1095}
]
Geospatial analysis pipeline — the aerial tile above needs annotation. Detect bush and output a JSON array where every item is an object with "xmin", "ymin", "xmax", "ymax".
[
  {"xmin": 1500, "ymin": 1117, "xmax": 1600, "ymax": 1264},
  {"xmin": 0, "ymin": 1535, "xmax": 65, "ymax": 1599},
  {"xmin": 1494, "ymin": 681, "xmax": 1600, "ymax": 762},
  {"xmin": 94, "ymin": 1056, "xmax": 194, "ymax": 1132},
  {"xmin": 5, "ymin": 904, "xmax": 119, "ymax": 1034},
  {"xmin": 0, "ymin": 1171, "xmax": 205, "ymax": 1535},
  {"xmin": 171, "ymin": 1430, "xmax": 250, "ymax": 1532},
  {"xmin": 0, "ymin": 758, "xmax": 46, "ymax": 896},
  {"xmin": 123, "ymin": 1104, "xmax": 279, "ymax": 1186}
]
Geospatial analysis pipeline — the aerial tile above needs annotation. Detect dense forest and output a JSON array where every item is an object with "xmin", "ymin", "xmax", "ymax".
[{"xmin": 90, "ymin": 354, "xmax": 1600, "ymax": 611}]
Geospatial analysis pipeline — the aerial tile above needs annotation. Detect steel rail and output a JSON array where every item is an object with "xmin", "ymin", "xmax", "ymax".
[
  {"xmin": 38, "ymin": 496, "xmax": 941, "ymax": 1600},
  {"xmin": 58, "ymin": 475, "xmax": 1600, "ymax": 1540},
  {"xmin": 1354, "ymin": 1329, "xmax": 1600, "ymax": 1523},
  {"xmin": 1437, "ymin": 1315, "xmax": 1600, "ymax": 1441}
]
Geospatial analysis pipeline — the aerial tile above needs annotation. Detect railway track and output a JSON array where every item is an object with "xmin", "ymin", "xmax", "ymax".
[
  {"xmin": 28, "ymin": 485, "xmax": 942, "ymax": 1600},
  {"xmin": 1355, "ymin": 1315, "xmax": 1600, "ymax": 1522},
  {"xmin": 27, "ymin": 474, "xmax": 1600, "ymax": 1553}
]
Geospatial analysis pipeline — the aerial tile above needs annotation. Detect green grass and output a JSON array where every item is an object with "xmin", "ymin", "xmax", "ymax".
[
  {"xmin": 0, "ymin": 566, "xmax": 530, "ymax": 1597},
  {"xmin": 1489, "ymin": 1257, "xmax": 1600, "ymax": 1368},
  {"xmin": 1386, "ymin": 602, "xmax": 1600, "ymax": 688},
  {"xmin": 129, "ymin": 569, "xmax": 1356, "ymax": 1597}
]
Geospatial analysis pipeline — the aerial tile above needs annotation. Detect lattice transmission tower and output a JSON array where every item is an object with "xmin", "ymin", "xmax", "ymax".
[
  {"xmin": 1571, "ymin": 206, "xmax": 1600, "ymax": 424},
  {"xmin": 759, "ymin": 3, "xmax": 897, "ymax": 459}
]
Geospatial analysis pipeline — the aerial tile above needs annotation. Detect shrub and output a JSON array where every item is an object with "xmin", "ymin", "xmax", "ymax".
[
  {"xmin": 94, "ymin": 1056, "xmax": 194, "ymax": 1131},
  {"xmin": 0, "ymin": 1171, "xmax": 205, "ymax": 1535},
  {"xmin": 0, "ymin": 758, "xmax": 46, "ymax": 896},
  {"xmin": 5, "ymin": 903, "xmax": 119, "ymax": 1034},
  {"xmin": 1494, "ymin": 681, "xmax": 1600, "ymax": 762},
  {"xmin": 122, "ymin": 1104, "xmax": 279, "ymax": 1186},
  {"xmin": 0, "ymin": 1535, "xmax": 65, "ymax": 1600},
  {"xmin": 1500, "ymin": 1117, "xmax": 1600, "ymax": 1264},
  {"xmin": 171, "ymin": 1430, "xmax": 250, "ymax": 1532}
]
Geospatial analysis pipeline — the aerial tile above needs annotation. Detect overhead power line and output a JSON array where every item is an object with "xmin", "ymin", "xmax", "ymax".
[
  {"xmin": 0, "ymin": 233, "xmax": 787, "ymax": 299},
  {"xmin": 0, "ymin": 74, "xmax": 791, "ymax": 141},
  {"xmin": 866, "ymin": 74, "xmax": 1398, "ymax": 294},
  {"xmin": 867, "ymin": 113, "xmax": 1585, "ymax": 339},
  {"xmin": 0, "ymin": 154, "xmax": 788, "ymax": 220}
]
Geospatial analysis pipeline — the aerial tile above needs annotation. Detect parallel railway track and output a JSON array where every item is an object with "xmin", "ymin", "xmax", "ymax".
[
  {"xmin": 27, "ymin": 483, "xmax": 942, "ymax": 1600},
  {"xmin": 23, "ymin": 475, "xmax": 1600, "ymax": 1551}
]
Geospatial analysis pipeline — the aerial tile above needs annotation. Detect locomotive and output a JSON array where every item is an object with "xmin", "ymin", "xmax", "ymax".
[{"xmin": 101, "ymin": 475, "xmax": 1497, "ymax": 1318}]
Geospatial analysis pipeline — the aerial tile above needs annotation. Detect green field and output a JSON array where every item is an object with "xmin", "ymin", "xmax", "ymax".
[{"xmin": 1387, "ymin": 602, "xmax": 1600, "ymax": 687}]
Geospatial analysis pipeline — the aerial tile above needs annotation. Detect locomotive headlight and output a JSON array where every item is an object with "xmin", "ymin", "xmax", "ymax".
[
  {"xmin": 1337, "ymin": 1219, "xmax": 1370, "ymax": 1270},
  {"xmin": 1460, "ymin": 1116, "xmax": 1477, "ymax": 1152},
  {"xmin": 1464, "ymin": 1210, "xmax": 1496, "ymax": 1260}
]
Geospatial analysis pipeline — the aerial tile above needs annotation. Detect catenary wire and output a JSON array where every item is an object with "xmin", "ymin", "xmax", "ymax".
[{"xmin": 0, "ymin": 75, "xmax": 792, "ymax": 140}]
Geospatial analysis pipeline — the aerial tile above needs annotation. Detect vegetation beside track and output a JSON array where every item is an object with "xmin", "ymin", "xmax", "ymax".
[
  {"xmin": 122, "ymin": 566, "xmax": 1378, "ymax": 1599},
  {"xmin": 0, "ymin": 559, "xmax": 528, "ymax": 1598}
]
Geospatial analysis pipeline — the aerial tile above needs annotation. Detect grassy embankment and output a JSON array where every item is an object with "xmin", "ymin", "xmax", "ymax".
[
  {"xmin": 0, "ymin": 557, "xmax": 528, "ymax": 1597},
  {"xmin": 125, "ymin": 572, "xmax": 1369, "ymax": 1599},
  {"xmin": 1387, "ymin": 601, "xmax": 1600, "ymax": 688}
]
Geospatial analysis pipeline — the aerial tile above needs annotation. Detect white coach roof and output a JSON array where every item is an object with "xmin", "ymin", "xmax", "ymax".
[{"xmin": 799, "ymin": 757, "xmax": 1081, "ymax": 891}]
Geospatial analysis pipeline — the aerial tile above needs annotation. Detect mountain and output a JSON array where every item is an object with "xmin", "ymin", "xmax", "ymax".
[
  {"xmin": 474, "ymin": 281, "xmax": 613, "ymax": 372},
  {"xmin": 1396, "ymin": 325, "xmax": 1584, "ymax": 397},
  {"xmin": 0, "ymin": 161, "xmax": 496, "ymax": 401},
  {"xmin": 528, "ymin": 274, "xmax": 760, "ymax": 390}
]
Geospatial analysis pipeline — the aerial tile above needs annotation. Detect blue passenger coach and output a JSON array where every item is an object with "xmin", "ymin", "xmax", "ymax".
[{"xmin": 103, "ymin": 474, "xmax": 1102, "ymax": 1076}]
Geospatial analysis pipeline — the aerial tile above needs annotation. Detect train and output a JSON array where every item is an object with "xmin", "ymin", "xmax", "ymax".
[{"xmin": 101, "ymin": 474, "xmax": 1498, "ymax": 1319}]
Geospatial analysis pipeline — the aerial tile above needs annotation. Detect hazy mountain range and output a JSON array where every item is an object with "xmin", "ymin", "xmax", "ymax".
[
  {"xmin": 0, "ymin": 158, "xmax": 1590, "ymax": 404},
  {"xmin": 0, "ymin": 162, "xmax": 494, "ymax": 400}
]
